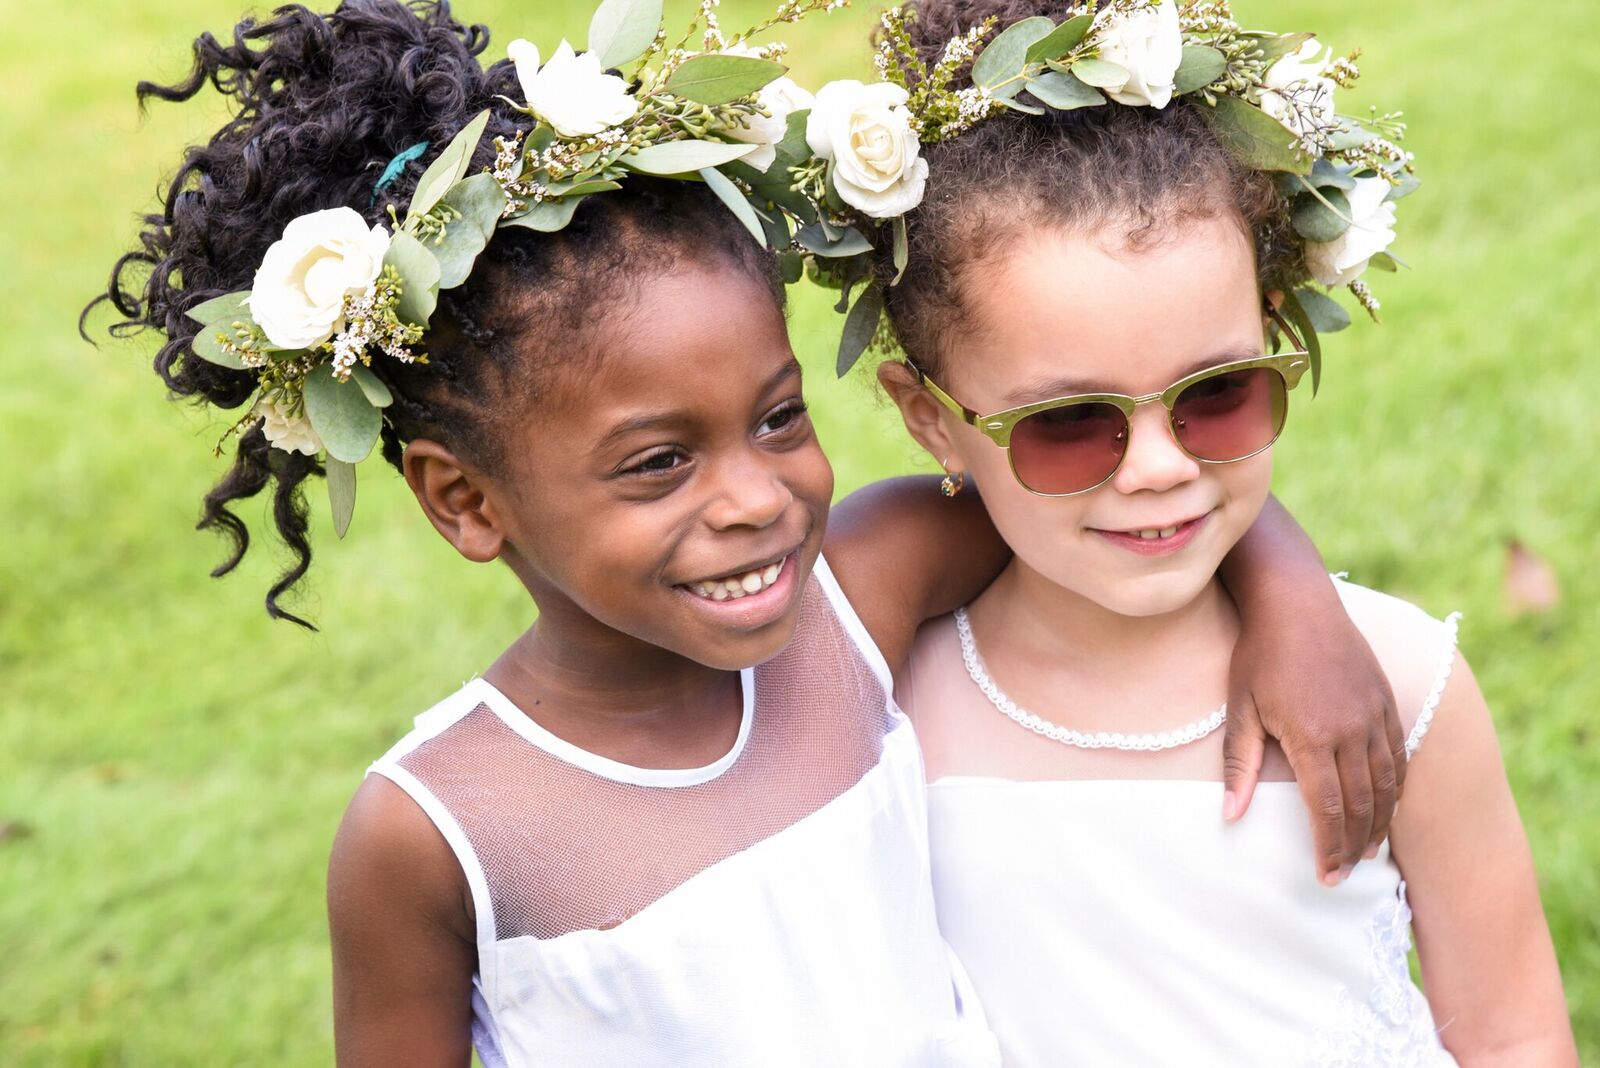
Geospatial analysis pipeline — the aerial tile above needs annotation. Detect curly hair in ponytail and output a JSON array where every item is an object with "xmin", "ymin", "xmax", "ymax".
[{"xmin": 86, "ymin": 0, "xmax": 780, "ymax": 627}]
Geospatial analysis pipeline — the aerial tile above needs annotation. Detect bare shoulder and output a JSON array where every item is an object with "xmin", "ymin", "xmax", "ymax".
[
  {"xmin": 329, "ymin": 773, "xmax": 474, "ymax": 940},
  {"xmin": 1329, "ymin": 579, "xmax": 1461, "ymax": 741}
]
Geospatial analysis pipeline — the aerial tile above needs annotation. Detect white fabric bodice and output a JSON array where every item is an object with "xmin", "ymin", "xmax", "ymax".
[
  {"xmin": 369, "ymin": 557, "xmax": 999, "ymax": 1068},
  {"xmin": 909, "ymin": 580, "xmax": 1460, "ymax": 1067}
]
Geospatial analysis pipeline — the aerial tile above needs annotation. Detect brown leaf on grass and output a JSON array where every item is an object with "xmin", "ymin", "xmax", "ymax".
[
  {"xmin": 1504, "ymin": 538, "xmax": 1560, "ymax": 617},
  {"xmin": 0, "ymin": 820, "xmax": 36, "ymax": 843}
]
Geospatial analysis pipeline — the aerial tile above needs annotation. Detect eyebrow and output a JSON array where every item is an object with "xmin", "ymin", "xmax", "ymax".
[
  {"xmin": 595, "ymin": 357, "xmax": 803, "ymax": 449},
  {"xmin": 998, "ymin": 348, "xmax": 1263, "ymax": 407}
]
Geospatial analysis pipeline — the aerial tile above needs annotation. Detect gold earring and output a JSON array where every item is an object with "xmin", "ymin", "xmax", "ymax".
[{"xmin": 940, "ymin": 460, "xmax": 966, "ymax": 498}]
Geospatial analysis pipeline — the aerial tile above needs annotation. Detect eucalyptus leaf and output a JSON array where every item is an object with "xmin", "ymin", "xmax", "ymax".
[
  {"xmin": 1068, "ymin": 58, "xmax": 1129, "ymax": 89},
  {"xmin": 778, "ymin": 250, "xmax": 804, "ymax": 285},
  {"xmin": 1307, "ymin": 158, "xmax": 1357, "ymax": 191},
  {"xmin": 1292, "ymin": 186, "xmax": 1352, "ymax": 242},
  {"xmin": 620, "ymin": 139, "xmax": 757, "ymax": 175},
  {"xmin": 1386, "ymin": 173, "xmax": 1421, "ymax": 201},
  {"xmin": 1025, "ymin": 13, "xmax": 1093, "ymax": 64},
  {"xmin": 996, "ymin": 96, "xmax": 1045, "ymax": 115},
  {"xmin": 728, "ymin": 159, "xmax": 817, "ymax": 224},
  {"xmin": 504, "ymin": 195, "xmax": 587, "ymax": 232},
  {"xmin": 795, "ymin": 222, "xmax": 873, "ymax": 258},
  {"xmin": 304, "ymin": 371, "xmax": 382, "ymax": 463},
  {"xmin": 543, "ymin": 178, "xmax": 624, "ymax": 198},
  {"xmin": 1367, "ymin": 251, "xmax": 1400, "ymax": 272},
  {"xmin": 326, "ymin": 458, "xmax": 357, "ymax": 539},
  {"xmin": 699, "ymin": 167, "xmax": 766, "ymax": 244},
  {"xmin": 973, "ymin": 16, "xmax": 1054, "ymax": 98},
  {"xmin": 891, "ymin": 215, "xmax": 908, "ymax": 286},
  {"xmin": 836, "ymin": 283, "xmax": 884, "ymax": 377},
  {"xmin": 349, "ymin": 364, "xmax": 393, "ymax": 408},
  {"xmin": 771, "ymin": 108, "xmax": 812, "ymax": 168},
  {"xmin": 1023, "ymin": 70, "xmax": 1104, "ymax": 110},
  {"xmin": 1294, "ymin": 286, "xmax": 1351, "ymax": 335},
  {"xmin": 760, "ymin": 209, "xmax": 792, "ymax": 252},
  {"xmin": 588, "ymin": 0, "xmax": 663, "ymax": 70},
  {"xmin": 665, "ymin": 54, "xmax": 785, "ymax": 106},
  {"xmin": 384, "ymin": 230, "xmax": 442, "ymax": 326},
  {"xmin": 1251, "ymin": 31, "xmax": 1314, "ymax": 64},
  {"xmin": 431, "ymin": 173, "xmax": 507, "ymax": 288},
  {"xmin": 1204, "ymin": 95, "xmax": 1312, "ymax": 175},
  {"xmin": 1278, "ymin": 289, "xmax": 1322, "ymax": 395},
  {"xmin": 184, "ymin": 290, "xmax": 253, "ymax": 326},
  {"xmin": 406, "ymin": 109, "xmax": 491, "ymax": 224},
  {"xmin": 1326, "ymin": 118, "xmax": 1379, "ymax": 152},
  {"xmin": 189, "ymin": 326, "xmax": 246, "ymax": 369},
  {"xmin": 1173, "ymin": 46, "xmax": 1226, "ymax": 94}
]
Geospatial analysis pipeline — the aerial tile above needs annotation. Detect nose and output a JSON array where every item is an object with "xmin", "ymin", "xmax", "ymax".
[
  {"xmin": 1108, "ymin": 401, "xmax": 1200, "ymax": 496},
  {"xmin": 703, "ymin": 452, "xmax": 793, "ymax": 531}
]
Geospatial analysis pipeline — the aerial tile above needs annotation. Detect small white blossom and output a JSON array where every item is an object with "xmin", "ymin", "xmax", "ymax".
[
  {"xmin": 1260, "ymin": 38, "xmax": 1339, "ymax": 145},
  {"xmin": 1303, "ymin": 176, "xmax": 1397, "ymax": 286},
  {"xmin": 1093, "ymin": 0, "xmax": 1183, "ymax": 109},
  {"xmin": 257, "ymin": 396, "xmax": 323, "ymax": 456},
  {"xmin": 806, "ymin": 79, "xmax": 928, "ymax": 217},
  {"xmin": 247, "ymin": 207, "xmax": 389, "ymax": 351},
  {"xmin": 508, "ymin": 39, "xmax": 640, "ymax": 139}
]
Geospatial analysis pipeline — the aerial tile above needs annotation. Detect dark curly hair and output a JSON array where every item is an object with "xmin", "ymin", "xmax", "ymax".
[
  {"xmin": 85, "ymin": 0, "xmax": 781, "ymax": 627},
  {"xmin": 878, "ymin": 0, "xmax": 1298, "ymax": 375}
]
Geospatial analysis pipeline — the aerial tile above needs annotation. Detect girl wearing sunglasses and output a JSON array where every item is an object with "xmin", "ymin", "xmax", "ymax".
[{"xmin": 858, "ymin": 0, "xmax": 1575, "ymax": 1062}]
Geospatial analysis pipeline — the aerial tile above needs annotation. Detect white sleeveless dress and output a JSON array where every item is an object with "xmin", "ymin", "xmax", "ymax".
[
  {"xmin": 368, "ymin": 557, "xmax": 999, "ymax": 1068},
  {"xmin": 903, "ymin": 580, "xmax": 1461, "ymax": 1067}
]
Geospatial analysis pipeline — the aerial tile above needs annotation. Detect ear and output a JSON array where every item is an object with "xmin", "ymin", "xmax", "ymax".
[
  {"xmin": 401, "ymin": 439, "xmax": 505, "ymax": 564},
  {"xmin": 877, "ymin": 360, "xmax": 963, "ymax": 474}
]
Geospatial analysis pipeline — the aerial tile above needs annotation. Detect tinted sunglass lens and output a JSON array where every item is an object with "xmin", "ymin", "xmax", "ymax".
[
  {"xmin": 1010, "ymin": 401, "xmax": 1129, "ymax": 494},
  {"xmin": 1171, "ymin": 368, "xmax": 1286, "ymax": 462}
]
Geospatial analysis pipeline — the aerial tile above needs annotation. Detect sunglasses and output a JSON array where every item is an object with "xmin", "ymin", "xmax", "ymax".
[{"xmin": 908, "ymin": 310, "xmax": 1312, "ymax": 497}]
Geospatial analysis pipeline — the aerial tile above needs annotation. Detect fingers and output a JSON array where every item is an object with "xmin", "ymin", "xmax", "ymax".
[
  {"xmin": 1221, "ymin": 693, "xmax": 1267, "ymax": 822},
  {"xmin": 1296, "ymin": 753, "xmax": 1347, "ymax": 886},
  {"xmin": 1334, "ymin": 742, "xmax": 1375, "ymax": 880},
  {"xmin": 1365, "ymin": 729, "xmax": 1399, "ymax": 860},
  {"xmin": 1385, "ymin": 691, "xmax": 1409, "ymax": 802}
]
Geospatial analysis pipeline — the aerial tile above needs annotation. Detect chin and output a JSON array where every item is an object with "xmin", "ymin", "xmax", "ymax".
[{"xmin": 1090, "ymin": 566, "xmax": 1219, "ymax": 619}]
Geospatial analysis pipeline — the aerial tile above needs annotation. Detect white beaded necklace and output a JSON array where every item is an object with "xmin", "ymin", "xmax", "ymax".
[{"xmin": 953, "ymin": 606, "xmax": 1227, "ymax": 752}]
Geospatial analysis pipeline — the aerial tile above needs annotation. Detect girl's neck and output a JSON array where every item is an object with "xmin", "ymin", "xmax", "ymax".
[
  {"xmin": 968, "ymin": 557, "xmax": 1239, "ymax": 692},
  {"xmin": 485, "ymin": 604, "xmax": 745, "ymax": 770}
]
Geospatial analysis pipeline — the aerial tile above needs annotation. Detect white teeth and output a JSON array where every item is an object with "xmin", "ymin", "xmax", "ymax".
[
  {"xmin": 688, "ymin": 558, "xmax": 787, "ymax": 602},
  {"xmin": 1131, "ymin": 525, "xmax": 1182, "ymax": 540}
]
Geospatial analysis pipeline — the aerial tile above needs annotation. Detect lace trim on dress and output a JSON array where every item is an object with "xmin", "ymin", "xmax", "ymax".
[
  {"xmin": 1403, "ymin": 612, "xmax": 1462, "ymax": 761},
  {"xmin": 1305, "ymin": 881, "xmax": 1456, "ymax": 1066}
]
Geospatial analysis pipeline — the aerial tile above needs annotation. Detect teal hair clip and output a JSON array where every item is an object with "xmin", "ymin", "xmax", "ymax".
[{"xmin": 369, "ymin": 142, "xmax": 431, "ymax": 206}]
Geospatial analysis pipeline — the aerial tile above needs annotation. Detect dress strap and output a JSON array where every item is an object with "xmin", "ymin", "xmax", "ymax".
[
  {"xmin": 1403, "ymin": 611, "xmax": 1462, "ymax": 760},
  {"xmin": 811, "ymin": 554, "xmax": 895, "ymax": 693}
]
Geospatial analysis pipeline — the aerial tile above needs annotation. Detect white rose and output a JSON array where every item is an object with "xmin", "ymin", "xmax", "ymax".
[
  {"xmin": 247, "ymin": 207, "xmax": 389, "ymax": 351},
  {"xmin": 716, "ymin": 43, "xmax": 815, "ymax": 173},
  {"xmin": 508, "ymin": 38, "xmax": 639, "ymax": 139},
  {"xmin": 1093, "ymin": 0, "xmax": 1183, "ymax": 109},
  {"xmin": 1303, "ymin": 176, "xmax": 1397, "ymax": 286},
  {"xmin": 257, "ymin": 396, "xmax": 323, "ymax": 456},
  {"xmin": 806, "ymin": 80, "xmax": 928, "ymax": 218},
  {"xmin": 1259, "ymin": 38, "xmax": 1338, "ymax": 141}
]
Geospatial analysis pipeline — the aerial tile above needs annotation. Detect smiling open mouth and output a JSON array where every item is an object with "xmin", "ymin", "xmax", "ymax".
[{"xmin": 683, "ymin": 554, "xmax": 789, "ymax": 601}]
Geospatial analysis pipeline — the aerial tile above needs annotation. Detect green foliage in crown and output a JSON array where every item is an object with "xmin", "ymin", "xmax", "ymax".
[
  {"xmin": 809, "ymin": 0, "xmax": 1418, "ymax": 378},
  {"xmin": 180, "ymin": 0, "xmax": 847, "ymax": 535}
]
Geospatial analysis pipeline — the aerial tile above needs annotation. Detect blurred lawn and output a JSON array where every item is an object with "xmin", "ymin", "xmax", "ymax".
[{"xmin": 2, "ymin": 0, "xmax": 1596, "ymax": 1062}]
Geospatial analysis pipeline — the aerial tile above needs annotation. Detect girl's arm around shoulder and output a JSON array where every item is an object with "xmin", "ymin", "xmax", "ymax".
[
  {"xmin": 1390, "ymin": 654, "xmax": 1577, "ymax": 1065},
  {"xmin": 824, "ymin": 475, "xmax": 1009, "ymax": 674},
  {"xmin": 328, "ymin": 774, "xmax": 478, "ymax": 1068}
]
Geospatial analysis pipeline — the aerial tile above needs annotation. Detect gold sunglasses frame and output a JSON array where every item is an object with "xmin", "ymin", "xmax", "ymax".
[{"xmin": 906, "ymin": 309, "xmax": 1313, "ymax": 497}]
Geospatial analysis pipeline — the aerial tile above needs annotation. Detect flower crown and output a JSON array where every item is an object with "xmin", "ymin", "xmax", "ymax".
[
  {"xmin": 182, "ymin": 0, "xmax": 844, "ymax": 535},
  {"xmin": 806, "ymin": 0, "xmax": 1418, "ymax": 378}
]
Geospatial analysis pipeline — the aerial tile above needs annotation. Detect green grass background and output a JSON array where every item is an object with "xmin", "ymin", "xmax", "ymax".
[{"xmin": 2, "ymin": 0, "xmax": 1595, "ymax": 1061}]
